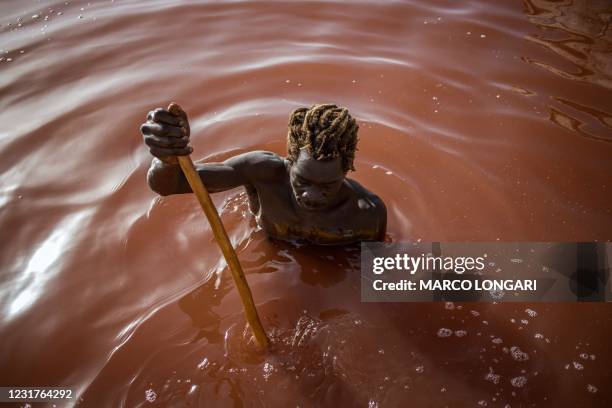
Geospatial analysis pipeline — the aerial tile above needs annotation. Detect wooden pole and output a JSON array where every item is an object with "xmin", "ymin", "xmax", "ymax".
[{"xmin": 168, "ymin": 102, "xmax": 269, "ymax": 349}]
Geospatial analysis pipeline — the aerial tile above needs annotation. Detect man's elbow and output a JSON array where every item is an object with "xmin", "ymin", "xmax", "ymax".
[
  {"xmin": 147, "ymin": 176, "xmax": 172, "ymax": 196},
  {"xmin": 146, "ymin": 164, "xmax": 179, "ymax": 196}
]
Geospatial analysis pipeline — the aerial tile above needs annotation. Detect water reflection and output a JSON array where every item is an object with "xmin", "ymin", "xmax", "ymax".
[
  {"xmin": 4, "ymin": 210, "xmax": 92, "ymax": 322},
  {"xmin": 523, "ymin": 0, "xmax": 612, "ymax": 142},
  {"xmin": 1, "ymin": 0, "xmax": 611, "ymax": 406}
]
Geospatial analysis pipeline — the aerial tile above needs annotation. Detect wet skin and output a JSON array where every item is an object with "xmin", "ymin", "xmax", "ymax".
[{"xmin": 142, "ymin": 107, "xmax": 387, "ymax": 245}]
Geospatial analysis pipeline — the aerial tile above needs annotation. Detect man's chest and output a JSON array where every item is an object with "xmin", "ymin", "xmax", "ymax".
[{"xmin": 256, "ymin": 191, "xmax": 377, "ymax": 243}]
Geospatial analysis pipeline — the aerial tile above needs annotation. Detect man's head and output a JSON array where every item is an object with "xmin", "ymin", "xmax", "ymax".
[{"xmin": 286, "ymin": 104, "xmax": 359, "ymax": 210}]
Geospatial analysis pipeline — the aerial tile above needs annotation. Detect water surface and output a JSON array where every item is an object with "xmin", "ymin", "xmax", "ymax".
[{"xmin": 1, "ymin": 0, "xmax": 611, "ymax": 406}]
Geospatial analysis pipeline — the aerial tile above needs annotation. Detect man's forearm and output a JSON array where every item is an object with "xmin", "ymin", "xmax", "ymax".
[{"xmin": 146, "ymin": 157, "xmax": 250, "ymax": 196}]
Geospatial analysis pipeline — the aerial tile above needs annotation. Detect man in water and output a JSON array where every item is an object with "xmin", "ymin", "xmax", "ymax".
[{"xmin": 141, "ymin": 103, "xmax": 386, "ymax": 244}]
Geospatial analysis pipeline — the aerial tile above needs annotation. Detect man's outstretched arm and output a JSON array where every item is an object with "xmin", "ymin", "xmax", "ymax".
[
  {"xmin": 141, "ymin": 107, "xmax": 283, "ymax": 196},
  {"xmin": 147, "ymin": 151, "xmax": 283, "ymax": 196}
]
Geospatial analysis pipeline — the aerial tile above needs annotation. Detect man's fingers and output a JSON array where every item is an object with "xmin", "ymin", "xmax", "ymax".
[
  {"xmin": 140, "ymin": 122, "xmax": 184, "ymax": 138},
  {"xmin": 144, "ymin": 134, "xmax": 189, "ymax": 149},
  {"xmin": 150, "ymin": 146, "xmax": 193, "ymax": 158},
  {"xmin": 143, "ymin": 105, "xmax": 191, "ymax": 159},
  {"xmin": 147, "ymin": 108, "xmax": 181, "ymax": 126}
]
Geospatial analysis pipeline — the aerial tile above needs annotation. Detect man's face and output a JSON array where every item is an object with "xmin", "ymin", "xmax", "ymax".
[{"xmin": 289, "ymin": 148, "xmax": 345, "ymax": 211}]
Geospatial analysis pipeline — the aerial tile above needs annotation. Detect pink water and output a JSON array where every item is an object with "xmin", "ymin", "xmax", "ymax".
[{"xmin": 1, "ymin": 0, "xmax": 611, "ymax": 406}]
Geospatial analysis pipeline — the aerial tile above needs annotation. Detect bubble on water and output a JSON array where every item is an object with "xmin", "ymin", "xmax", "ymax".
[
  {"xmin": 510, "ymin": 376, "xmax": 527, "ymax": 388},
  {"xmin": 470, "ymin": 310, "xmax": 480, "ymax": 317},
  {"xmin": 579, "ymin": 353, "xmax": 589, "ymax": 360},
  {"xmin": 32, "ymin": 14, "xmax": 40, "ymax": 19},
  {"xmin": 145, "ymin": 389, "xmax": 157, "ymax": 403},
  {"xmin": 415, "ymin": 365, "xmax": 424, "ymax": 373},
  {"xmin": 478, "ymin": 400, "xmax": 488, "ymax": 406},
  {"xmin": 455, "ymin": 330, "xmax": 467, "ymax": 337},
  {"xmin": 368, "ymin": 400, "xmax": 379, "ymax": 408},
  {"xmin": 510, "ymin": 318, "xmax": 516, "ymax": 323},
  {"xmin": 485, "ymin": 367, "xmax": 500, "ymax": 384},
  {"xmin": 490, "ymin": 290, "xmax": 505, "ymax": 300},
  {"xmin": 572, "ymin": 361, "xmax": 584, "ymax": 370},
  {"xmin": 590, "ymin": 354, "xmax": 596, "ymax": 360},
  {"xmin": 492, "ymin": 337, "xmax": 503, "ymax": 344},
  {"xmin": 525, "ymin": 308, "xmax": 538, "ymax": 317},
  {"xmin": 587, "ymin": 384, "xmax": 598, "ymax": 393},
  {"xmin": 534, "ymin": 333, "xmax": 544, "ymax": 339},
  {"xmin": 521, "ymin": 319, "xmax": 529, "ymax": 325},
  {"xmin": 444, "ymin": 301, "xmax": 455, "ymax": 310},
  {"xmin": 437, "ymin": 328, "xmax": 453, "ymax": 338},
  {"xmin": 378, "ymin": 348, "xmax": 385, "ymax": 355},
  {"xmin": 564, "ymin": 364, "xmax": 570, "ymax": 370},
  {"xmin": 197, "ymin": 357, "xmax": 209, "ymax": 370},
  {"xmin": 263, "ymin": 362, "xmax": 274, "ymax": 380},
  {"xmin": 354, "ymin": 319, "xmax": 362, "ymax": 326},
  {"xmin": 510, "ymin": 346, "xmax": 529, "ymax": 361},
  {"xmin": 510, "ymin": 258, "xmax": 523, "ymax": 264}
]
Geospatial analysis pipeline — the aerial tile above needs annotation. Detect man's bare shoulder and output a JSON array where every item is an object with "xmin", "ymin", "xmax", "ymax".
[
  {"xmin": 225, "ymin": 150, "xmax": 287, "ymax": 181},
  {"xmin": 345, "ymin": 178, "xmax": 387, "ymax": 215}
]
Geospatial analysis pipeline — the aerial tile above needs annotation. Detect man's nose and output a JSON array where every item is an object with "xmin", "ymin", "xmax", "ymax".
[{"xmin": 301, "ymin": 189, "xmax": 324, "ymax": 203}]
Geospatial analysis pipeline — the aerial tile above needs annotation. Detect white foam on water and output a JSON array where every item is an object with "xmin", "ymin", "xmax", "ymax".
[
  {"xmin": 510, "ymin": 346, "xmax": 529, "ymax": 362},
  {"xmin": 437, "ymin": 328, "xmax": 453, "ymax": 338},
  {"xmin": 510, "ymin": 376, "xmax": 527, "ymax": 388},
  {"xmin": 145, "ymin": 389, "xmax": 157, "ymax": 403}
]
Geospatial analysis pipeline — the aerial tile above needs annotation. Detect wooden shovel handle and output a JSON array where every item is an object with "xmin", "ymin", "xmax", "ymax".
[{"xmin": 169, "ymin": 102, "xmax": 269, "ymax": 349}]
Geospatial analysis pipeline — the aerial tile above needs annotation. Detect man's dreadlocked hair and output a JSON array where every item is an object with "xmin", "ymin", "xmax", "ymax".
[{"xmin": 286, "ymin": 103, "xmax": 359, "ymax": 173}]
